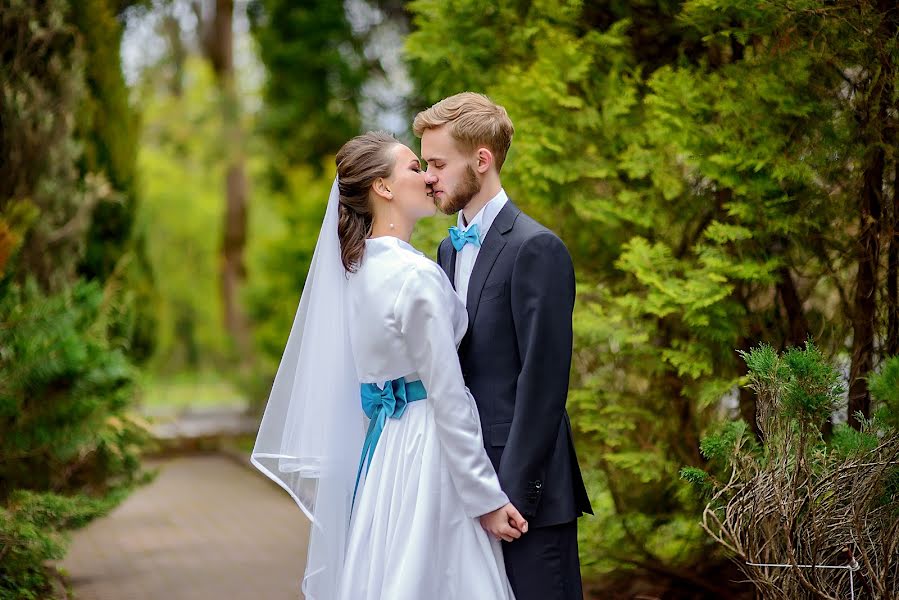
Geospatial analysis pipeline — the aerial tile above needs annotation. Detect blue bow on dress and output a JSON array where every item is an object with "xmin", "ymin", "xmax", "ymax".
[
  {"xmin": 352, "ymin": 376, "xmax": 427, "ymax": 511},
  {"xmin": 449, "ymin": 224, "xmax": 482, "ymax": 251}
]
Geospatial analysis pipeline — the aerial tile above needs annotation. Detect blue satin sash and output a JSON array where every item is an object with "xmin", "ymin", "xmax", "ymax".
[{"xmin": 352, "ymin": 376, "xmax": 427, "ymax": 511}]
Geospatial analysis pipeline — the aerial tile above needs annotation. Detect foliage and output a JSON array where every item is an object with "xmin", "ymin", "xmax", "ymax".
[
  {"xmin": 0, "ymin": 487, "xmax": 140, "ymax": 600},
  {"xmin": 0, "ymin": 275, "xmax": 155, "ymax": 599},
  {"xmin": 69, "ymin": 0, "xmax": 158, "ymax": 366},
  {"xmin": 1, "ymin": 0, "xmax": 93, "ymax": 291},
  {"xmin": 247, "ymin": 0, "xmax": 365, "ymax": 182},
  {"xmin": 1, "ymin": 2, "xmax": 154, "ymax": 597},
  {"xmin": 0, "ymin": 279, "xmax": 153, "ymax": 500},
  {"xmin": 244, "ymin": 162, "xmax": 334, "ymax": 399},
  {"xmin": 406, "ymin": 0, "xmax": 899, "ymax": 584},
  {"xmin": 0, "ymin": 0, "xmax": 81, "ymax": 206},
  {"xmin": 70, "ymin": 0, "xmax": 141, "ymax": 281},
  {"xmin": 683, "ymin": 343, "xmax": 899, "ymax": 599},
  {"xmin": 244, "ymin": 0, "xmax": 397, "ymax": 401},
  {"xmin": 0, "ymin": 0, "xmax": 155, "ymax": 363},
  {"xmin": 133, "ymin": 56, "xmax": 234, "ymax": 373},
  {"xmin": 870, "ymin": 355, "xmax": 899, "ymax": 430}
]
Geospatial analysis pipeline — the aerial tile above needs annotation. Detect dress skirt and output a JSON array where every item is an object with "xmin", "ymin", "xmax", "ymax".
[{"xmin": 338, "ymin": 399, "xmax": 515, "ymax": 600}]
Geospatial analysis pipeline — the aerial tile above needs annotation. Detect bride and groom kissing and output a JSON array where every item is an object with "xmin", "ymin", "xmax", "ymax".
[{"xmin": 252, "ymin": 92, "xmax": 593, "ymax": 599}]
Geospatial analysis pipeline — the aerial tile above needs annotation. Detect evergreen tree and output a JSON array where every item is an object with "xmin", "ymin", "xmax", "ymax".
[
  {"xmin": 244, "ymin": 0, "xmax": 367, "ymax": 398},
  {"xmin": 70, "ymin": 0, "xmax": 141, "ymax": 282},
  {"xmin": 248, "ymin": 0, "xmax": 365, "ymax": 184},
  {"xmin": 406, "ymin": 0, "xmax": 899, "ymax": 587},
  {"xmin": 0, "ymin": 1, "xmax": 154, "ymax": 596}
]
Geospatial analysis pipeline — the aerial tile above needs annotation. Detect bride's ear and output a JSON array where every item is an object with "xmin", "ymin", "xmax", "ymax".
[{"xmin": 372, "ymin": 177, "xmax": 393, "ymax": 201}]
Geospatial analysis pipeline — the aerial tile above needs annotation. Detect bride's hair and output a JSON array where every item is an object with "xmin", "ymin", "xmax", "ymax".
[{"xmin": 335, "ymin": 131, "xmax": 401, "ymax": 273}]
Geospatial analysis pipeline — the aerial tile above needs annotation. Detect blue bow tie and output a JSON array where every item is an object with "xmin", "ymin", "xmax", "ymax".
[{"xmin": 449, "ymin": 224, "xmax": 482, "ymax": 251}]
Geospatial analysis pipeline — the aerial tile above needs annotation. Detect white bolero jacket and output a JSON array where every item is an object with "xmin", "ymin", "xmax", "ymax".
[{"xmin": 346, "ymin": 235, "xmax": 508, "ymax": 517}]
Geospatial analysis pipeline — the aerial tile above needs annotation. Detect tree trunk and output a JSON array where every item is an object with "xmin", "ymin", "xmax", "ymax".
[
  {"xmin": 848, "ymin": 0, "xmax": 898, "ymax": 427},
  {"xmin": 161, "ymin": 11, "xmax": 186, "ymax": 96},
  {"xmin": 848, "ymin": 124, "xmax": 884, "ymax": 429},
  {"xmin": 887, "ymin": 160, "xmax": 898, "ymax": 357},
  {"xmin": 200, "ymin": 0, "xmax": 254, "ymax": 365},
  {"xmin": 776, "ymin": 265, "xmax": 810, "ymax": 347}
]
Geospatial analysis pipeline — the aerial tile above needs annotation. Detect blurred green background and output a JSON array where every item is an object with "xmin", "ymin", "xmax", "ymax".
[{"xmin": 2, "ymin": 0, "xmax": 898, "ymax": 598}]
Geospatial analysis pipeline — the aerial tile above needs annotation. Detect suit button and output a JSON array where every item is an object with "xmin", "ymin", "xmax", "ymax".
[{"xmin": 534, "ymin": 481, "xmax": 542, "ymax": 489}]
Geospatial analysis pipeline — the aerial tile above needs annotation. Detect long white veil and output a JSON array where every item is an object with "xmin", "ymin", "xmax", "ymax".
[{"xmin": 251, "ymin": 177, "xmax": 363, "ymax": 599}]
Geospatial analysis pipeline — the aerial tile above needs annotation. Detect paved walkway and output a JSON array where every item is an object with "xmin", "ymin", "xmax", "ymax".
[{"xmin": 61, "ymin": 454, "xmax": 310, "ymax": 600}]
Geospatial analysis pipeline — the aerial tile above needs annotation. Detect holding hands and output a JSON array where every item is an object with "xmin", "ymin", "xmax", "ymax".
[{"xmin": 479, "ymin": 502, "xmax": 529, "ymax": 542}]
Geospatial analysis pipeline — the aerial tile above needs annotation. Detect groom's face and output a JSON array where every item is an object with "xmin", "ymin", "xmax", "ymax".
[{"xmin": 421, "ymin": 125, "xmax": 481, "ymax": 216}]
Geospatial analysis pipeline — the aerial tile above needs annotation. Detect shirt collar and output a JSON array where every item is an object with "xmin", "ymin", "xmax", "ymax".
[{"xmin": 457, "ymin": 188, "xmax": 509, "ymax": 237}]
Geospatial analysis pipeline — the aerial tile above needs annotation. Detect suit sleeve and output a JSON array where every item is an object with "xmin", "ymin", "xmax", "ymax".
[
  {"xmin": 393, "ymin": 265, "xmax": 509, "ymax": 518},
  {"xmin": 501, "ymin": 232, "xmax": 575, "ymax": 517}
]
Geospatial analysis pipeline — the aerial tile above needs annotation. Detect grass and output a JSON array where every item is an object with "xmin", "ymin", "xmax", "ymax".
[
  {"xmin": 135, "ymin": 370, "xmax": 248, "ymax": 413},
  {"xmin": 233, "ymin": 434, "xmax": 256, "ymax": 455}
]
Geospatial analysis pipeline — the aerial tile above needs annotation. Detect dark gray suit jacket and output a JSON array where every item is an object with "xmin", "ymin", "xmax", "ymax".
[{"xmin": 438, "ymin": 199, "xmax": 593, "ymax": 528}]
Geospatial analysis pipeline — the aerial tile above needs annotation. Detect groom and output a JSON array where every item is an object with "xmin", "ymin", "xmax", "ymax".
[{"xmin": 415, "ymin": 92, "xmax": 593, "ymax": 599}]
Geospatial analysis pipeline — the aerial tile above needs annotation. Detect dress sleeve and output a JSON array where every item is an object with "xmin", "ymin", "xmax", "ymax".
[{"xmin": 393, "ymin": 264, "xmax": 509, "ymax": 518}]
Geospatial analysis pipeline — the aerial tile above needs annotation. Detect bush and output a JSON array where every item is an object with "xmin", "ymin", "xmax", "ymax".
[
  {"xmin": 0, "ymin": 489, "xmax": 130, "ymax": 600},
  {"xmin": 683, "ymin": 342, "xmax": 899, "ymax": 599},
  {"xmin": 1, "ymin": 1, "xmax": 154, "ymax": 597},
  {"xmin": 0, "ymin": 279, "xmax": 153, "ymax": 499},
  {"xmin": 0, "ymin": 279, "xmax": 155, "ymax": 599}
]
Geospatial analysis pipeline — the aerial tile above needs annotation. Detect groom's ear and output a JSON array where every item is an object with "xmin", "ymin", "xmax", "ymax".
[{"xmin": 475, "ymin": 147, "xmax": 494, "ymax": 174}]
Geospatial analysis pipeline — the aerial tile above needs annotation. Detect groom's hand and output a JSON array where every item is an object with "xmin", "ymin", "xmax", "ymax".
[{"xmin": 479, "ymin": 502, "xmax": 529, "ymax": 542}]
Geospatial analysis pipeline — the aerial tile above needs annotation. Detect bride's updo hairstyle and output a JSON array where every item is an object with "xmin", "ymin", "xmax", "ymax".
[{"xmin": 336, "ymin": 131, "xmax": 401, "ymax": 273}]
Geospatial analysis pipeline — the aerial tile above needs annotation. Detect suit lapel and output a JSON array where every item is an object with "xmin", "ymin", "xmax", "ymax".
[
  {"xmin": 465, "ymin": 200, "xmax": 521, "ymax": 329},
  {"xmin": 438, "ymin": 237, "xmax": 457, "ymax": 288}
]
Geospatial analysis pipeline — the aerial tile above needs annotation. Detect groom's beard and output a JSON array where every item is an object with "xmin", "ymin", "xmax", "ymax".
[{"xmin": 439, "ymin": 165, "xmax": 481, "ymax": 216}]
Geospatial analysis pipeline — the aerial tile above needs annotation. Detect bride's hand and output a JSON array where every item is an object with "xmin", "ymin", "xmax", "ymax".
[{"xmin": 478, "ymin": 502, "xmax": 529, "ymax": 542}]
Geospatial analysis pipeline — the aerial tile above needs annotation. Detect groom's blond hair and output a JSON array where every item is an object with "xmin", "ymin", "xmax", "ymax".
[{"xmin": 413, "ymin": 92, "xmax": 514, "ymax": 171}]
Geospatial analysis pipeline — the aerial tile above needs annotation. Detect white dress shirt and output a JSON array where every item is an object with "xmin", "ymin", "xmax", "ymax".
[{"xmin": 454, "ymin": 188, "xmax": 509, "ymax": 305}]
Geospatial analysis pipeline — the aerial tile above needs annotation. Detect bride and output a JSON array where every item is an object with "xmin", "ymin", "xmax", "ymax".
[{"xmin": 252, "ymin": 131, "xmax": 526, "ymax": 599}]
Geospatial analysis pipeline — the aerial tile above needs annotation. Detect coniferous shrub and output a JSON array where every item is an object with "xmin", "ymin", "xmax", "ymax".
[
  {"xmin": 682, "ymin": 344, "xmax": 899, "ymax": 599},
  {"xmin": 1, "ymin": 1, "xmax": 154, "ymax": 597},
  {"xmin": 0, "ymin": 278, "xmax": 156, "ymax": 600}
]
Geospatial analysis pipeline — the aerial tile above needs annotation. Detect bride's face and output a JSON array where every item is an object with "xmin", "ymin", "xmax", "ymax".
[{"xmin": 386, "ymin": 144, "xmax": 438, "ymax": 221}]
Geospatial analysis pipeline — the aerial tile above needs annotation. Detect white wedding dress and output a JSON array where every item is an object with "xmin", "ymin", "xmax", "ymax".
[{"xmin": 337, "ymin": 235, "xmax": 515, "ymax": 600}]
